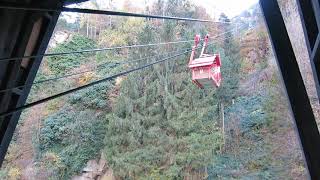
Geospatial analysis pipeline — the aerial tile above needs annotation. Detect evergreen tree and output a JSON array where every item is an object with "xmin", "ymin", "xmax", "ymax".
[
  {"xmin": 216, "ymin": 13, "xmax": 241, "ymax": 103},
  {"xmin": 104, "ymin": 1, "xmax": 223, "ymax": 178}
]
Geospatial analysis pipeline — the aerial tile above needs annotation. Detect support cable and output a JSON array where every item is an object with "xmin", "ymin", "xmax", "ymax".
[
  {"xmin": 0, "ymin": 48, "xmax": 190, "ymax": 93},
  {"xmin": 0, "ymin": 39, "xmax": 195, "ymax": 62},
  {"xmin": 0, "ymin": 26, "xmax": 244, "ymax": 93},
  {"xmin": 0, "ymin": 24, "xmax": 244, "ymax": 63},
  {"xmin": 0, "ymin": 48, "xmax": 198, "ymax": 118},
  {"xmin": 0, "ymin": 22, "xmax": 245, "ymax": 116}
]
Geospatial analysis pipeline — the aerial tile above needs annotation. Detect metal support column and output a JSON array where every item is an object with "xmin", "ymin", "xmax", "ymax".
[
  {"xmin": 260, "ymin": 0, "xmax": 320, "ymax": 179},
  {"xmin": 296, "ymin": 0, "xmax": 320, "ymax": 100},
  {"xmin": 0, "ymin": 2, "xmax": 61, "ymax": 166}
]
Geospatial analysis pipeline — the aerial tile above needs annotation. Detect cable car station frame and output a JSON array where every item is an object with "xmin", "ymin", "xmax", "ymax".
[
  {"xmin": 260, "ymin": 0, "xmax": 320, "ymax": 179},
  {"xmin": 0, "ymin": 0, "xmax": 320, "ymax": 179}
]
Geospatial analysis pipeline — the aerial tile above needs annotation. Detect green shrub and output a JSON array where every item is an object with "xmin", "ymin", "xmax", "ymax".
[
  {"xmin": 68, "ymin": 81, "xmax": 113, "ymax": 110},
  {"xmin": 39, "ymin": 107, "xmax": 106, "ymax": 179},
  {"xmin": 226, "ymin": 95, "xmax": 268, "ymax": 136},
  {"xmin": 47, "ymin": 35, "xmax": 96, "ymax": 75}
]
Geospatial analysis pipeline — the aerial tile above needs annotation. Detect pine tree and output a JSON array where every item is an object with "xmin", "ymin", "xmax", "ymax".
[
  {"xmin": 104, "ymin": 1, "xmax": 223, "ymax": 178},
  {"xmin": 216, "ymin": 13, "xmax": 241, "ymax": 103}
]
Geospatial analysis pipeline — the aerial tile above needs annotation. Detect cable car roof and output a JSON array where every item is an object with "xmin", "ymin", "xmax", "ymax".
[{"xmin": 188, "ymin": 55, "xmax": 219, "ymax": 68}]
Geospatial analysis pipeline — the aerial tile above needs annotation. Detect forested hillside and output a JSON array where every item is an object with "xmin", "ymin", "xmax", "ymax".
[{"xmin": 0, "ymin": 0, "xmax": 308, "ymax": 179}]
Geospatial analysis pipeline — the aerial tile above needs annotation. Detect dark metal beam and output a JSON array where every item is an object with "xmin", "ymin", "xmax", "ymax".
[
  {"xmin": 311, "ymin": 0, "xmax": 320, "ymax": 28},
  {"xmin": 0, "ymin": 0, "xmax": 90, "ymax": 168},
  {"xmin": 312, "ymin": 34, "xmax": 320, "ymax": 62},
  {"xmin": 313, "ymin": 36, "xmax": 320, "ymax": 99},
  {"xmin": 296, "ymin": 0, "xmax": 320, "ymax": 102},
  {"xmin": 296, "ymin": 0, "xmax": 319, "ymax": 52},
  {"xmin": 0, "ymin": 12, "xmax": 36, "ymax": 141},
  {"xmin": 260, "ymin": 0, "xmax": 320, "ymax": 179},
  {"xmin": 0, "ymin": 2, "xmax": 218, "ymax": 23},
  {"xmin": 0, "ymin": 2, "xmax": 61, "ymax": 166}
]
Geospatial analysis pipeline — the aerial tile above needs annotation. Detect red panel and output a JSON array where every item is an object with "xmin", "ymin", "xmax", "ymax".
[
  {"xmin": 188, "ymin": 39, "xmax": 222, "ymax": 88},
  {"xmin": 192, "ymin": 67, "xmax": 210, "ymax": 80}
]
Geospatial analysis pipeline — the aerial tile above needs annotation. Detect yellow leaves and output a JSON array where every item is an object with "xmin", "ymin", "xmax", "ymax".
[
  {"xmin": 78, "ymin": 72, "xmax": 96, "ymax": 85},
  {"xmin": 122, "ymin": 18, "xmax": 145, "ymax": 32},
  {"xmin": 292, "ymin": 164, "xmax": 306, "ymax": 175},
  {"xmin": 246, "ymin": 161, "xmax": 263, "ymax": 171},
  {"xmin": 44, "ymin": 99, "xmax": 64, "ymax": 117},
  {"xmin": 100, "ymin": 30, "xmax": 127, "ymax": 47},
  {"xmin": 240, "ymin": 59, "xmax": 255, "ymax": 74},
  {"xmin": 99, "ymin": 18, "xmax": 146, "ymax": 47},
  {"xmin": 8, "ymin": 166, "xmax": 21, "ymax": 180},
  {"xmin": 115, "ymin": 77, "xmax": 124, "ymax": 86},
  {"xmin": 43, "ymin": 152, "xmax": 66, "ymax": 170},
  {"xmin": 149, "ymin": 168, "xmax": 162, "ymax": 180},
  {"xmin": 43, "ymin": 152, "xmax": 60, "ymax": 164},
  {"xmin": 4, "ymin": 143, "xmax": 19, "ymax": 163}
]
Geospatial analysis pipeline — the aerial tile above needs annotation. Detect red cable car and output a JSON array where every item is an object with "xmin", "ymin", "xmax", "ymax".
[{"xmin": 188, "ymin": 34, "xmax": 222, "ymax": 89}]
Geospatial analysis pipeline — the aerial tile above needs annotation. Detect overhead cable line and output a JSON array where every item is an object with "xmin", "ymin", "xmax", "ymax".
[
  {"xmin": 0, "ymin": 3, "xmax": 229, "ymax": 23},
  {"xmin": 0, "ymin": 23, "xmax": 244, "ymax": 63},
  {"xmin": 0, "ymin": 48, "xmax": 191, "ymax": 93},
  {"xmin": 0, "ymin": 21, "xmax": 245, "ymax": 116},
  {"xmin": 0, "ymin": 39, "xmax": 196, "ymax": 62},
  {"xmin": 0, "ymin": 25, "xmax": 244, "ymax": 94},
  {"xmin": 0, "ymin": 47, "xmax": 202, "ymax": 118}
]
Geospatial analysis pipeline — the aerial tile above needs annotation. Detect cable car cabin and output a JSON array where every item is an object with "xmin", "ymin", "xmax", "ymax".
[
  {"xmin": 189, "ymin": 54, "xmax": 221, "ymax": 88},
  {"xmin": 188, "ymin": 35, "xmax": 221, "ymax": 89}
]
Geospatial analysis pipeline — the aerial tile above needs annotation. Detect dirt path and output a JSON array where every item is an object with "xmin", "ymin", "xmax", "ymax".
[{"xmin": 14, "ymin": 104, "xmax": 47, "ymax": 180}]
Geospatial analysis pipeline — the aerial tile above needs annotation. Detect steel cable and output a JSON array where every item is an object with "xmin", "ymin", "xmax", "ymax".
[
  {"xmin": 0, "ymin": 48, "xmax": 197, "ymax": 117},
  {"xmin": 0, "ymin": 39, "xmax": 195, "ymax": 62},
  {"xmin": 0, "ymin": 48, "xmax": 191, "ymax": 93},
  {"xmin": 0, "ymin": 25, "xmax": 244, "ymax": 93}
]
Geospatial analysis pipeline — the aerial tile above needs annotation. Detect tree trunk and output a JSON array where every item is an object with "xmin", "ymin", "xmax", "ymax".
[
  {"xmin": 86, "ymin": 21, "xmax": 89, "ymax": 37},
  {"xmin": 219, "ymin": 101, "xmax": 225, "ymax": 151},
  {"xmin": 90, "ymin": 26, "xmax": 93, "ymax": 39}
]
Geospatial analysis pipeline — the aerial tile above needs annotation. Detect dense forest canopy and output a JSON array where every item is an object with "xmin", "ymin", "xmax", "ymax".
[{"xmin": 0, "ymin": 0, "xmax": 308, "ymax": 179}]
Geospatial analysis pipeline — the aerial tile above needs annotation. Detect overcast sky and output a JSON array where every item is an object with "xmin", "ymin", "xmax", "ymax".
[
  {"xmin": 194, "ymin": 0, "xmax": 259, "ymax": 18},
  {"xmin": 64, "ymin": 0, "xmax": 259, "ymax": 23},
  {"xmin": 112, "ymin": 0, "xmax": 259, "ymax": 18}
]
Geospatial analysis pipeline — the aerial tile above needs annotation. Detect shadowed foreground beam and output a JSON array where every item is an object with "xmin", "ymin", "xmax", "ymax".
[{"xmin": 260, "ymin": 0, "xmax": 320, "ymax": 179}]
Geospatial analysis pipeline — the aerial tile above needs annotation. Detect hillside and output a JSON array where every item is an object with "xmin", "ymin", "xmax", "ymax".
[{"xmin": 0, "ymin": 0, "xmax": 310, "ymax": 179}]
